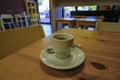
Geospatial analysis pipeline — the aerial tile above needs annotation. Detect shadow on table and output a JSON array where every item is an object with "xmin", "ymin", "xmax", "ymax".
[{"xmin": 39, "ymin": 60, "xmax": 85, "ymax": 78}]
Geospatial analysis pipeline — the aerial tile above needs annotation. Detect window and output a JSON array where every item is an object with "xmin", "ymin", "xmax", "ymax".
[
  {"xmin": 77, "ymin": 5, "xmax": 97, "ymax": 11},
  {"xmin": 63, "ymin": 6, "xmax": 76, "ymax": 18},
  {"xmin": 38, "ymin": 0, "xmax": 50, "ymax": 23},
  {"xmin": 63, "ymin": 6, "xmax": 97, "ymax": 18}
]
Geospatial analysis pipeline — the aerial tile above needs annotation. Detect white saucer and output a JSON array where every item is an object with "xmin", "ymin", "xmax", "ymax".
[{"xmin": 40, "ymin": 46, "xmax": 85, "ymax": 70}]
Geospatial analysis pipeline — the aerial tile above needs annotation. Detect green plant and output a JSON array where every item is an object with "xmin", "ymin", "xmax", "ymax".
[{"xmin": 38, "ymin": 0, "xmax": 43, "ymax": 5}]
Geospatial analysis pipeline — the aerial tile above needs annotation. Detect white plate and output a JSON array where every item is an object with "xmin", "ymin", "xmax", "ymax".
[{"xmin": 40, "ymin": 46, "xmax": 85, "ymax": 70}]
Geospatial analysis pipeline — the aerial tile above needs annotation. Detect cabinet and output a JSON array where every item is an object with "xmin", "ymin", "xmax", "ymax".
[{"xmin": 25, "ymin": 0, "xmax": 37, "ymax": 14}]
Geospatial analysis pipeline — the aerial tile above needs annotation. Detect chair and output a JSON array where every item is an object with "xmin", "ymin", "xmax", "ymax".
[
  {"xmin": 23, "ymin": 15, "xmax": 29, "ymax": 26},
  {"xmin": 29, "ymin": 13, "xmax": 39, "ymax": 25},
  {"xmin": 0, "ymin": 14, "xmax": 15, "ymax": 30},
  {"xmin": 0, "ymin": 20, "xmax": 2, "ymax": 30},
  {"xmin": 14, "ymin": 14, "xmax": 23, "ymax": 28},
  {"xmin": 0, "ymin": 24, "xmax": 45, "ymax": 59},
  {"xmin": 96, "ymin": 22, "xmax": 120, "ymax": 32}
]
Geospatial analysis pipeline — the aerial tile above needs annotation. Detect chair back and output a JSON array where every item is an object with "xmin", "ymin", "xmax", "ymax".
[
  {"xmin": 0, "ymin": 22, "xmax": 1, "ymax": 26},
  {"xmin": 96, "ymin": 22, "xmax": 120, "ymax": 32},
  {"xmin": 1, "ymin": 14, "xmax": 13, "ymax": 19},
  {"xmin": 0, "ymin": 25, "xmax": 45, "ymax": 59},
  {"xmin": 0, "ymin": 14, "xmax": 15, "ymax": 30},
  {"xmin": 14, "ymin": 14, "xmax": 23, "ymax": 27}
]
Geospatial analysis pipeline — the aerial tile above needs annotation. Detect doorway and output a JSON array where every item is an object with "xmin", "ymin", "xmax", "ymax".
[{"xmin": 38, "ymin": 0, "xmax": 50, "ymax": 23}]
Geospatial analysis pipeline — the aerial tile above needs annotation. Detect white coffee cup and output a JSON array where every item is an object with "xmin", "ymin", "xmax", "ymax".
[{"xmin": 51, "ymin": 33, "xmax": 74, "ymax": 59}]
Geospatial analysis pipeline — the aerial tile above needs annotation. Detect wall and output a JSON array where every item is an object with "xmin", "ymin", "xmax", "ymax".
[
  {"xmin": 50, "ymin": 0, "xmax": 63, "ymax": 32},
  {"xmin": 56, "ymin": 0, "xmax": 120, "ymax": 6},
  {"xmin": 0, "ymin": 0, "xmax": 25, "ymax": 14},
  {"xmin": 98, "ymin": 5, "xmax": 112, "ymax": 10}
]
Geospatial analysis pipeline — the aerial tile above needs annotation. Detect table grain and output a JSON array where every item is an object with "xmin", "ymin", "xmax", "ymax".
[{"xmin": 0, "ymin": 28, "xmax": 120, "ymax": 80}]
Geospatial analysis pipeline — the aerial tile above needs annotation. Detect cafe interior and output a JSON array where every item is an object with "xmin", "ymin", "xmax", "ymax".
[{"xmin": 0, "ymin": 0, "xmax": 120, "ymax": 80}]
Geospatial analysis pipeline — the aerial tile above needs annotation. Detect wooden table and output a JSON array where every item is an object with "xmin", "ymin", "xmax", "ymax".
[
  {"xmin": 75, "ymin": 18, "xmax": 103, "ymax": 29},
  {"xmin": 0, "ymin": 28, "xmax": 120, "ymax": 80},
  {"xmin": 54, "ymin": 18, "xmax": 75, "ymax": 31}
]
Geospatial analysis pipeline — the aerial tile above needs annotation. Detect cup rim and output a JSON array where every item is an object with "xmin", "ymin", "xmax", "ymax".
[{"xmin": 52, "ymin": 33, "xmax": 73, "ymax": 41}]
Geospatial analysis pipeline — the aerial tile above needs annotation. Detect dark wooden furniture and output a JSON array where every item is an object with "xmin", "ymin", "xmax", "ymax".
[{"xmin": 71, "ymin": 10, "xmax": 120, "ymax": 22}]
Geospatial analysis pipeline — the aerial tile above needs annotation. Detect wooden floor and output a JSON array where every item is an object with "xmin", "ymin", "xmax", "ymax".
[{"xmin": 41, "ymin": 24, "xmax": 52, "ymax": 37}]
